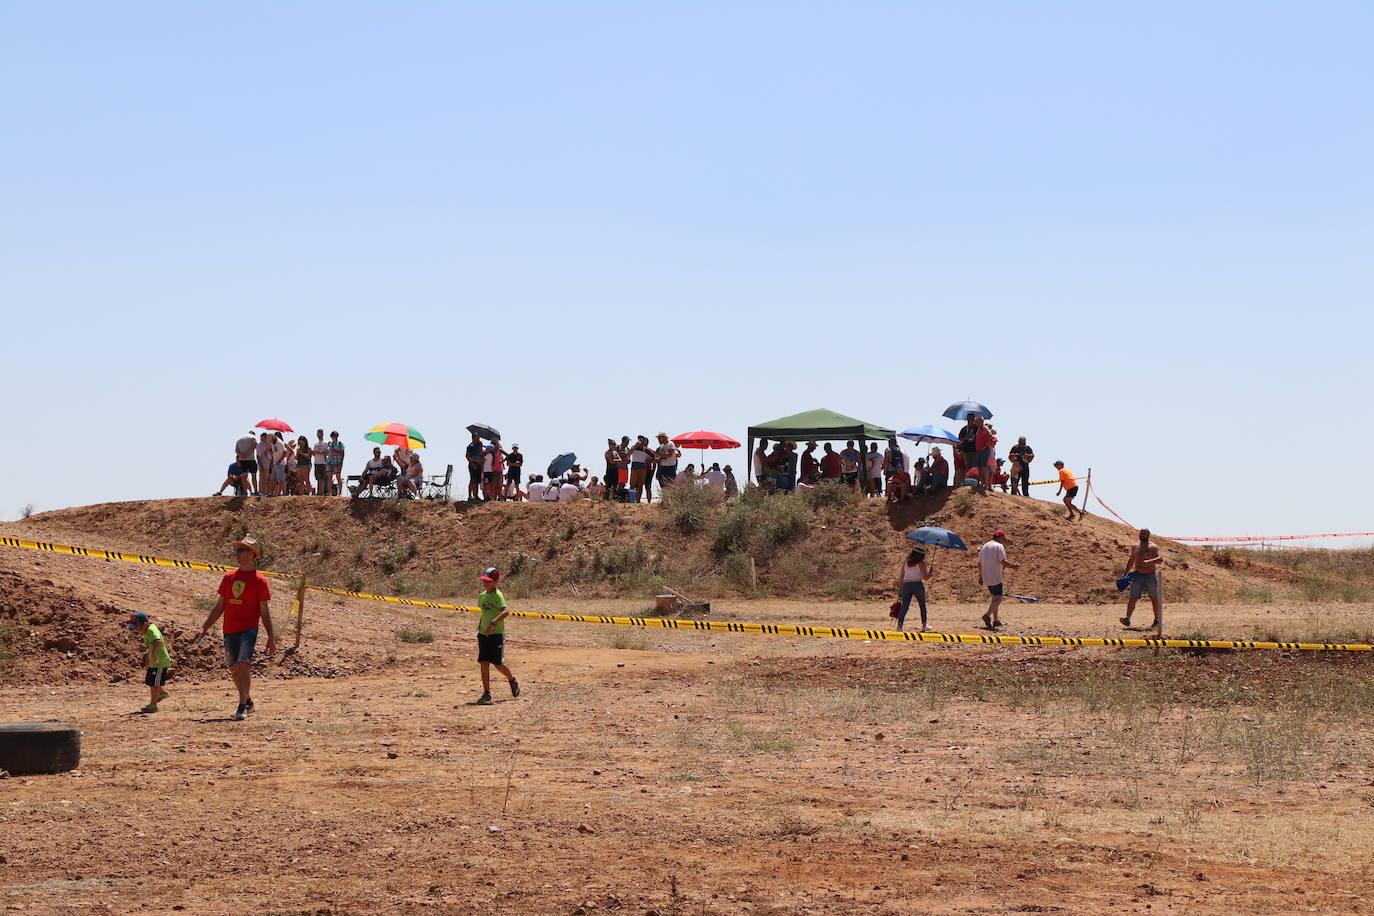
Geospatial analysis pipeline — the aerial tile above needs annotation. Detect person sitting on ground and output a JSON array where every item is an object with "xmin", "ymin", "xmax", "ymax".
[
  {"xmin": 557, "ymin": 477, "xmax": 583, "ymax": 502},
  {"xmin": 992, "ymin": 458, "xmax": 1010, "ymax": 493},
  {"xmin": 681, "ymin": 464, "xmax": 698, "ymax": 484},
  {"xmin": 586, "ymin": 476, "xmax": 606, "ymax": 500},
  {"xmin": 929, "ymin": 447, "xmax": 949, "ymax": 490},
  {"xmin": 723, "ymin": 465, "xmax": 739, "ymax": 499},
  {"xmin": 887, "ymin": 467, "xmax": 911, "ymax": 503},
  {"xmin": 397, "ymin": 454, "xmax": 425, "ymax": 498},
  {"xmin": 702, "ymin": 462, "xmax": 726, "ymax": 495},
  {"xmin": 525, "ymin": 475, "xmax": 547, "ymax": 503},
  {"xmin": 216, "ymin": 460, "xmax": 249, "ymax": 496}
]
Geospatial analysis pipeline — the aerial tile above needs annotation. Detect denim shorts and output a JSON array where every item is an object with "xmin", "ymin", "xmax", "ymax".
[
  {"xmin": 224, "ymin": 629, "xmax": 258, "ymax": 667},
  {"xmin": 1130, "ymin": 572, "xmax": 1160, "ymax": 600}
]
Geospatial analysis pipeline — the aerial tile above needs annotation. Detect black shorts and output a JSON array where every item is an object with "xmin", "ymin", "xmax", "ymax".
[
  {"xmin": 145, "ymin": 667, "xmax": 171, "ymax": 687},
  {"xmin": 483, "ymin": 471, "xmax": 496, "ymax": 483},
  {"xmin": 506, "ymin": 467, "xmax": 522, "ymax": 483},
  {"xmin": 468, "ymin": 465, "xmax": 482, "ymax": 484},
  {"xmin": 1066, "ymin": 486, "xmax": 1079, "ymax": 498},
  {"xmin": 656, "ymin": 466, "xmax": 677, "ymax": 484},
  {"xmin": 477, "ymin": 633, "xmax": 505, "ymax": 665},
  {"xmin": 239, "ymin": 459, "xmax": 258, "ymax": 474},
  {"xmin": 314, "ymin": 464, "xmax": 329, "ymax": 482},
  {"xmin": 841, "ymin": 472, "xmax": 858, "ymax": 484},
  {"xmin": 987, "ymin": 584, "xmax": 1004, "ymax": 597}
]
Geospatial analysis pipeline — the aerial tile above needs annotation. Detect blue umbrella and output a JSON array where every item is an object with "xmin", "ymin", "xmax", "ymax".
[
  {"xmin": 941, "ymin": 400, "xmax": 993, "ymax": 421},
  {"xmin": 899, "ymin": 424, "xmax": 959, "ymax": 445},
  {"xmin": 906, "ymin": 526, "xmax": 968, "ymax": 551},
  {"xmin": 547, "ymin": 452, "xmax": 577, "ymax": 478}
]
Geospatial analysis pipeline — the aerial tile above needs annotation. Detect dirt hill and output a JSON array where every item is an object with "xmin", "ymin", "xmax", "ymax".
[
  {"xmin": 0, "ymin": 487, "xmax": 1299, "ymax": 687},
  {"xmin": 10, "ymin": 487, "xmax": 1284, "ymax": 606}
]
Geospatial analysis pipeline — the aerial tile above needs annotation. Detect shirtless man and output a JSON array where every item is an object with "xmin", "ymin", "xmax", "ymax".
[{"xmin": 1120, "ymin": 528, "xmax": 1163, "ymax": 633}]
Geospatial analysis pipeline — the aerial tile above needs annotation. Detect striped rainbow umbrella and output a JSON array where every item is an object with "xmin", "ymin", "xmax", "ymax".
[{"xmin": 364, "ymin": 422, "xmax": 426, "ymax": 449}]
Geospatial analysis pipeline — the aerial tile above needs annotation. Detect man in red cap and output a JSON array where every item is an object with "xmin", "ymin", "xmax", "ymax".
[
  {"xmin": 977, "ymin": 530, "xmax": 1020, "ymax": 629},
  {"xmin": 475, "ymin": 567, "xmax": 519, "ymax": 706}
]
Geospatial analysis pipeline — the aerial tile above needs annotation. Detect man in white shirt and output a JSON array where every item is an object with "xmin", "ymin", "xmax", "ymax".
[
  {"xmin": 702, "ymin": 463, "xmax": 726, "ymax": 494},
  {"xmin": 526, "ymin": 477, "xmax": 548, "ymax": 503},
  {"xmin": 269, "ymin": 433, "xmax": 288, "ymax": 496},
  {"xmin": 312, "ymin": 430, "xmax": 330, "ymax": 496},
  {"xmin": 655, "ymin": 433, "xmax": 680, "ymax": 486},
  {"xmin": 978, "ymin": 530, "xmax": 1021, "ymax": 630},
  {"xmin": 558, "ymin": 480, "xmax": 581, "ymax": 502},
  {"xmin": 865, "ymin": 443, "xmax": 884, "ymax": 498}
]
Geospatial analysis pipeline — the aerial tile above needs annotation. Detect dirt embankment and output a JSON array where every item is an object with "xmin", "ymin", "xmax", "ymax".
[
  {"xmin": 0, "ymin": 490, "xmax": 1287, "ymax": 686},
  {"xmin": 16, "ymin": 490, "xmax": 1281, "ymax": 603}
]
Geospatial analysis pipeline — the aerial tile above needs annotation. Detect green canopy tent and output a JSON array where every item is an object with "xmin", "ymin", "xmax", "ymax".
[{"xmin": 746, "ymin": 408, "xmax": 897, "ymax": 486}]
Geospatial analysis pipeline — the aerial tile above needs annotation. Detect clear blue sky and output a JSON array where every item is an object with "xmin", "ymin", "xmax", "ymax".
[{"xmin": 3, "ymin": 2, "xmax": 1371, "ymax": 543}]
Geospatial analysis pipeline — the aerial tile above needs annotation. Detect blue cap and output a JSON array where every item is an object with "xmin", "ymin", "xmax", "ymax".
[{"xmin": 126, "ymin": 611, "xmax": 149, "ymax": 630}]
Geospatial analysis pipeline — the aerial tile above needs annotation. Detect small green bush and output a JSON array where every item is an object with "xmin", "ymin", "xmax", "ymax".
[
  {"xmin": 661, "ymin": 479, "xmax": 720, "ymax": 533},
  {"xmin": 801, "ymin": 481, "xmax": 858, "ymax": 510},
  {"xmin": 395, "ymin": 627, "xmax": 434, "ymax": 643}
]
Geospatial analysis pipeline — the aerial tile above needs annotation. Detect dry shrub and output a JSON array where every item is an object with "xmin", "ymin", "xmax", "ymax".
[{"xmin": 660, "ymin": 479, "xmax": 720, "ymax": 533}]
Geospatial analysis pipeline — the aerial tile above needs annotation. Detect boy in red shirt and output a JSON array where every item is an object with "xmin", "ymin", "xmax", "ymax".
[{"xmin": 198, "ymin": 537, "xmax": 277, "ymax": 720}]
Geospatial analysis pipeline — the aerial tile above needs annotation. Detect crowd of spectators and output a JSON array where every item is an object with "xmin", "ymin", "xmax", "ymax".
[{"xmin": 217, "ymin": 424, "xmax": 1056, "ymax": 506}]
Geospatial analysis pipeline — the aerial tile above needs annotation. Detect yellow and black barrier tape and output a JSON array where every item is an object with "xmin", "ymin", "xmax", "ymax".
[{"xmin": 4, "ymin": 535, "xmax": 1372, "ymax": 653}]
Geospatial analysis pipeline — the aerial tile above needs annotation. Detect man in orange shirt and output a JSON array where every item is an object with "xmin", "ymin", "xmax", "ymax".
[
  {"xmin": 1053, "ymin": 461, "xmax": 1083, "ymax": 521},
  {"xmin": 198, "ymin": 537, "xmax": 277, "ymax": 720}
]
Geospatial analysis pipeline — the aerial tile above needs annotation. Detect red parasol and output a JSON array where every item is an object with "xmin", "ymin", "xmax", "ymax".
[
  {"xmin": 671, "ymin": 431, "xmax": 741, "ymax": 468},
  {"xmin": 256, "ymin": 418, "xmax": 294, "ymax": 433}
]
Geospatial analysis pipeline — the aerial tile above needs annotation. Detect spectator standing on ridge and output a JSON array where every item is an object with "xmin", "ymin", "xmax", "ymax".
[
  {"xmin": 883, "ymin": 439, "xmax": 906, "ymax": 488},
  {"xmin": 270, "ymin": 433, "xmax": 289, "ymax": 496},
  {"xmin": 978, "ymin": 529, "xmax": 1020, "ymax": 630},
  {"xmin": 655, "ymin": 433, "xmax": 680, "ymax": 487},
  {"xmin": 628, "ymin": 436, "xmax": 651, "ymax": 503},
  {"xmin": 840, "ymin": 441, "xmax": 862, "ymax": 489},
  {"xmin": 752, "ymin": 439, "xmax": 769, "ymax": 488},
  {"xmin": 312, "ymin": 430, "xmax": 329, "ymax": 496},
  {"xmin": 294, "ymin": 436, "xmax": 313, "ymax": 494},
  {"xmin": 975, "ymin": 419, "xmax": 994, "ymax": 490},
  {"xmin": 197, "ymin": 537, "xmax": 276, "ymax": 721},
  {"xmin": 820, "ymin": 443, "xmax": 841, "ymax": 482},
  {"xmin": 1120, "ymin": 528, "xmax": 1164, "ymax": 633},
  {"xmin": 865, "ymin": 443, "xmax": 884, "ymax": 498},
  {"xmin": 1053, "ymin": 460, "xmax": 1082, "ymax": 520},
  {"xmin": 466, "ymin": 433, "xmax": 485, "ymax": 501},
  {"xmin": 487, "ymin": 440, "xmax": 506, "ymax": 501},
  {"xmin": 235, "ymin": 432, "xmax": 260, "ymax": 496},
  {"xmin": 255, "ymin": 433, "xmax": 274, "ymax": 496},
  {"xmin": 1008, "ymin": 437, "xmax": 1034, "ymax": 496},
  {"xmin": 800, "ymin": 442, "xmax": 820, "ymax": 483},
  {"xmin": 780, "ymin": 441, "xmax": 799, "ymax": 493},
  {"xmin": 957, "ymin": 417, "xmax": 979, "ymax": 490},
  {"xmin": 327, "ymin": 432, "xmax": 345, "ymax": 496},
  {"xmin": 505, "ymin": 444, "xmax": 524, "ymax": 492}
]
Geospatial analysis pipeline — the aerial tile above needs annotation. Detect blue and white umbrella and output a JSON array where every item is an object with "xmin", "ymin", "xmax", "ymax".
[
  {"xmin": 941, "ymin": 400, "xmax": 993, "ymax": 421},
  {"xmin": 899, "ymin": 424, "xmax": 959, "ymax": 446},
  {"xmin": 905, "ymin": 526, "xmax": 968, "ymax": 551}
]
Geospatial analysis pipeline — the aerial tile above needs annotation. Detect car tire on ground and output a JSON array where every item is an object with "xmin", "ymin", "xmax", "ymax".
[{"xmin": 0, "ymin": 722, "xmax": 81, "ymax": 775}]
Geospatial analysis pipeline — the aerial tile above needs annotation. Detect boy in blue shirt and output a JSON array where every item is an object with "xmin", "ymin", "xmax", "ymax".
[{"xmin": 476, "ymin": 568, "xmax": 519, "ymax": 705}]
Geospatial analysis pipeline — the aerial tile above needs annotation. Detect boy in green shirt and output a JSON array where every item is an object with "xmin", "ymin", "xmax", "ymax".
[
  {"xmin": 475, "ymin": 568, "xmax": 519, "ymax": 706},
  {"xmin": 127, "ymin": 612, "xmax": 172, "ymax": 713}
]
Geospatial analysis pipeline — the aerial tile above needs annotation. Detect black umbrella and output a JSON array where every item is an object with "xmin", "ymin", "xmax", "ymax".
[
  {"xmin": 548, "ymin": 452, "xmax": 577, "ymax": 477},
  {"xmin": 467, "ymin": 422, "xmax": 501, "ymax": 441}
]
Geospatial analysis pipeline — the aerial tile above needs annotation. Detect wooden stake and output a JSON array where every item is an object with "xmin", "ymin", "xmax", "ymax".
[
  {"xmin": 292, "ymin": 569, "xmax": 307, "ymax": 651},
  {"xmin": 1080, "ymin": 467, "xmax": 1092, "ymax": 519}
]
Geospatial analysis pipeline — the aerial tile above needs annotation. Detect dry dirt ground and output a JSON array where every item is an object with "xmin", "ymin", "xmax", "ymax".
[{"xmin": 4, "ymin": 532, "xmax": 1374, "ymax": 915}]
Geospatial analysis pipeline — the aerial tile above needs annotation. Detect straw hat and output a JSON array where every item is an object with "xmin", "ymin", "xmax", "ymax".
[{"xmin": 233, "ymin": 537, "xmax": 261, "ymax": 559}]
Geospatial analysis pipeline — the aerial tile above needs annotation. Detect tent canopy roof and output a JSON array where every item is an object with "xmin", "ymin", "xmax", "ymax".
[{"xmin": 747, "ymin": 407, "xmax": 895, "ymax": 442}]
